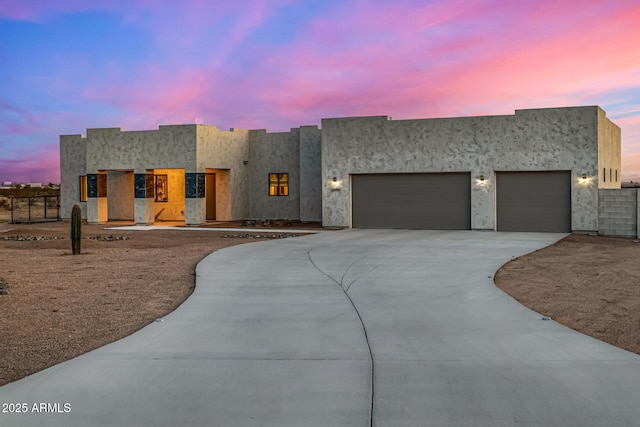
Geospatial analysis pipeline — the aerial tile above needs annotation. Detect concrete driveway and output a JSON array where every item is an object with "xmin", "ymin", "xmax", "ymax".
[{"xmin": 2, "ymin": 229, "xmax": 640, "ymax": 426}]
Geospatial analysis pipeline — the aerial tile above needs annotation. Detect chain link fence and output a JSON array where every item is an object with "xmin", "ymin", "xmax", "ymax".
[{"xmin": 10, "ymin": 195, "xmax": 60, "ymax": 223}]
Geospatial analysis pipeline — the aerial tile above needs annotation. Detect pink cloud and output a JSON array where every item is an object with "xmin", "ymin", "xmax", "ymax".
[
  {"xmin": 210, "ymin": 1, "xmax": 640, "ymax": 131},
  {"xmin": 0, "ymin": 145, "xmax": 60, "ymax": 184},
  {"xmin": 9, "ymin": 0, "xmax": 638, "ymax": 180}
]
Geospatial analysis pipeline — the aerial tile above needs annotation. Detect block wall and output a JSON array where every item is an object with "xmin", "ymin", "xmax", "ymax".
[{"xmin": 598, "ymin": 189, "xmax": 638, "ymax": 237}]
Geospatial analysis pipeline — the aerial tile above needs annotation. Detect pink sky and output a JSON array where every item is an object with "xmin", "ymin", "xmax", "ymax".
[{"xmin": 1, "ymin": 0, "xmax": 639, "ymax": 183}]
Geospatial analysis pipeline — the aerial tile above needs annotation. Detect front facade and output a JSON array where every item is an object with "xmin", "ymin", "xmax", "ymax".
[
  {"xmin": 60, "ymin": 124, "xmax": 322, "ymax": 225},
  {"xmin": 60, "ymin": 106, "xmax": 622, "ymax": 233}
]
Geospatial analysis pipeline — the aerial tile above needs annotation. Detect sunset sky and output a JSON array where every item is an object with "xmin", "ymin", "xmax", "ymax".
[{"xmin": 1, "ymin": 0, "xmax": 639, "ymax": 183}]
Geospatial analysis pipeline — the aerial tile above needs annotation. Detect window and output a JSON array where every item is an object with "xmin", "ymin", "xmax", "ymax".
[
  {"xmin": 79, "ymin": 176, "xmax": 88, "ymax": 202},
  {"xmin": 269, "ymin": 173, "xmax": 289, "ymax": 196},
  {"xmin": 155, "ymin": 174, "xmax": 168, "ymax": 202}
]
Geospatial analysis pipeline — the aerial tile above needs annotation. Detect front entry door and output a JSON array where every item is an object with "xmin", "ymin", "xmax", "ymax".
[{"xmin": 206, "ymin": 174, "xmax": 216, "ymax": 220}]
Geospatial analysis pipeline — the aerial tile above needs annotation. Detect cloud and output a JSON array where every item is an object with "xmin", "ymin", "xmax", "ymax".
[
  {"xmin": 185, "ymin": 0, "xmax": 637, "ymax": 130},
  {"xmin": 0, "ymin": 145, "xmax": 59, "ymax": 183},
  {"xmin": 2, "ymin": 0, "xmax": 640, "ymax": 181},
  {"xmin": 0, "ymin": 0, "xmax": 125, "ymax": 22}
]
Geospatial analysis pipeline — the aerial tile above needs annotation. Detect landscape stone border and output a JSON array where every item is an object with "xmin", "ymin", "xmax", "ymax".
[
  {"xmin": 0, "ymin": 235, "xmax": 131, "ymax": 241},
  {"xmin": 0, "ymin": 235, "xmax": 64, "ymax": 241},
  {"xmin": 222, "ymin": 233, "xmax": 300, "ymax": 239}
]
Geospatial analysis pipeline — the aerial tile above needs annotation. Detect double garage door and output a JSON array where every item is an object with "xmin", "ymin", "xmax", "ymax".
[
  {"xmin": 351, "ymin": 173, "xmax": 471, "ymax": 230},
  {"xmin": 351, "ymin": 172, "xmax": 570, "ymax": 232}
]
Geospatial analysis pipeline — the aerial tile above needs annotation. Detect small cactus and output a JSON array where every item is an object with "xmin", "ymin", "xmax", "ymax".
[{"xmin": 71, "ymin": 204, "xmax": 82, "ymax": 255}]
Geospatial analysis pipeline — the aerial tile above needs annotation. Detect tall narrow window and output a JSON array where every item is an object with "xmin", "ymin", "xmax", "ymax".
[
  {"xmin": 155, "ymin": 174, "xmax": 168, "ymax": 202},
  {"xmin": 603, "ymin": 168, "xmax": 606, "ymax": 183},
  {"xmin": 269, "ymin": 173, "xmax": 289, "ymax": 196},
  {"xmin": 79, "ymin": 176, "xmax": 88, "ymax": 202}
]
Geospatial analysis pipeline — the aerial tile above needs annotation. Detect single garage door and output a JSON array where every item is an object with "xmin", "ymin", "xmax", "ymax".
[
  {"xmin": 351, "ymin": 173, "xmax": 471, "ymax": 229},
  {"xmin": 496, "ymin": 171, "xmax": 571, "ymax": 232}
]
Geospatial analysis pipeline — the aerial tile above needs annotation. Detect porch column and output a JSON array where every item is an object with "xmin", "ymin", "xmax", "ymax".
[
  {"xmin": 134, "ymin": 172, "xmax": 155, "ymax": 225},
  {"xmin": 87, "ymin": 173, "xmax": 108, "ymax": 224},
  {"xmin": 185, "ymin": 172, "xmax": 205, "ymax": 225}
]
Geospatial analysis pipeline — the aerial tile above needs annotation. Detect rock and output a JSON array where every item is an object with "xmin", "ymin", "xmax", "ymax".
[
  {"xmin": 0, "ymin": 277, "xmax": 9, "ymax": 295},
  {"xmin": 241, "ymin": 219, "xmax": 293, "ymax": 228},
  {"xmin": 0, "ymin": 235, "xmax": 63, "ymax": 241},
  {"xmin": 222, "ymin": 233, "xmax": 296, "ymax": 239},
  {"xmin": 86, "ymin": 235, "xmax": 131, "ymax": 241}
]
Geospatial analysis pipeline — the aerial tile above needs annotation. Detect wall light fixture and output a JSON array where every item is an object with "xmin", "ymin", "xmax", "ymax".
[{"xmin": 330, "ymin": 176, "xmax": 342, "ymax": 191}]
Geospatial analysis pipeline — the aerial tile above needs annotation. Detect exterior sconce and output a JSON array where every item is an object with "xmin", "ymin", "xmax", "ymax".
[
  {"xmin": 243, "ymin": 160, "xmax": 249, "ymax": 165},
  {"xmin": 476, "ymin": 175, "xmax": 486, "ymax": 186},
  {"xmin": 330, "ymin": 176, "xmax": 342, "ymax": 191},
  {"xmin": 579, "ymin": 174, "xmax": 589, "ymax": 185}
]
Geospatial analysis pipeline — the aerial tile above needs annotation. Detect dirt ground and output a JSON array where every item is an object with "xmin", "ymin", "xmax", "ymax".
[
  {"xmin": 1, "ymin": 222, "xmax": 639, "ymax": 387},
  {"xmin": 495, "ymin": 233, "xmax": 640, "ymax": 355}
]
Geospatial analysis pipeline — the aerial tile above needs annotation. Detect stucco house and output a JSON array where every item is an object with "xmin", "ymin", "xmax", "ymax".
[{"xmin": 61, "ymin": 106, "xmax": 633, "ymax": 234}]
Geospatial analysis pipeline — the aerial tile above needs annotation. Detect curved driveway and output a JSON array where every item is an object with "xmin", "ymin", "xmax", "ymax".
[{"xmin": 2, "ymin": 230, "xmax": 640, "ymax": 426}]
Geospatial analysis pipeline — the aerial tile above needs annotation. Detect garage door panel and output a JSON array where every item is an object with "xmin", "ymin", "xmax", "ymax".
[
  {"xmin": 496, "ymin": 171, "xmax": 571, "ymax": 232},
  {"xmin": 352, "ymin": 173, "xmax": 471, "ymax": 230}
]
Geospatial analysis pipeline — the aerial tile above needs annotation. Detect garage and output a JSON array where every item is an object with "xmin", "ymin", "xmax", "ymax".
[
  {"xmin": 351, "ymin": 173, "xmax": 471, "ymax": 229},
  {"xmin": 496, "ymin": 171, "xmax": 571, "ymax": 232}
]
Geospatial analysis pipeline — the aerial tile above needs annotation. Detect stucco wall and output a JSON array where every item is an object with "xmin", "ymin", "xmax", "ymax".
[
  {"xmin": 196, "ymin": 126, "xmax": 250, "ymax": 221},
  {"xmin": 106, "ymin": 171, "xmax": 134, "ymax": 220},
  {"xmin": 598, "ymin": 108, "xmax": 622, "ymax": 189},
  {"xmin": 60, "ymin": 134, "xmax": 87, "ymax": 219},
  {"xmin": 598, "ymin": 188, "xmax": 638, "ymax": 237},
  {"xmin": 321, "ymin": 107, "xmax": 603, "ymax": 230},
  {"xmin": 299, "ymin": 126, "xmax": 322, "ymax": 222},
  {"xmin": 248, "ymin": 129, "xmax": 301, "ymax": 220},
  {"xmin": 85, "ymin": 126, "xmax": 197, "ymax": 173},
  {"xmin": 81, "ymin": 125, "xmax": 198, "ymax": 223}
]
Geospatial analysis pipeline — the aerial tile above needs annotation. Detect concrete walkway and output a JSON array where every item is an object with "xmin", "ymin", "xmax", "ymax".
[{"xmin": 2, "ymin": 230, "xmax": 640, "ymax": 426}]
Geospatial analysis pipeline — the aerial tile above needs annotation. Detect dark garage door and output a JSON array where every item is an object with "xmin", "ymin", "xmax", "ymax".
[
  {"xmin": 496, "ymin": 171, "xmax": 571, "ymax": 232},
  {"xmin": 351, "ymin": 173, "xmax": 471, "ymax": 229}
]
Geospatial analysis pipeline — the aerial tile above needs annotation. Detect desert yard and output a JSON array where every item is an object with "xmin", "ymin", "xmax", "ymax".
[
  {"xmin": 0, "ymin": 220, "xmax": 307, "ymax": 386},
  {"xmin": 1, "ymin": 219, "xmax": 639, "ymax": 387}
]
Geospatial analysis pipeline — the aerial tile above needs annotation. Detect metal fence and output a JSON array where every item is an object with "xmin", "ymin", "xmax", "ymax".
[{"xmin": 10, "ymin": 195, "xmax": 60, "ymax": 223}]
